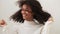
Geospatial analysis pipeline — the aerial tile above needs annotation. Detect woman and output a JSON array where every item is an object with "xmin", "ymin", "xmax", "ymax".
[{"xmin": 0, "ymin": 0, "xmax": 53, "ymax": 34}]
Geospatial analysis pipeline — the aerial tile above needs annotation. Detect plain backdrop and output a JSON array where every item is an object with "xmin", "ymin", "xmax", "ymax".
[{"xmin": 0, "ymin": 0, "xmax": 60, "ymax": 34}]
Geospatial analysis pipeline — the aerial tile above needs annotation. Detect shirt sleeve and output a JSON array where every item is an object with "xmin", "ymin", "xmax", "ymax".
[
  {"xmin": 2, "ymin": 24, "xmax": 18, "ymax": 34},
  {"xmin": 41, "ymin": 21, "xmax": 53, "ymax": 34},
  {"xmin": 2, "ymin": 21, "xmax": 21, "ymax": 34}
]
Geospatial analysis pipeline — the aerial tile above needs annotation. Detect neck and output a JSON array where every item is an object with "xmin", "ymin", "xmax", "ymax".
[
  {"xmin": 24, "ymin": 19, "xmax": 37, "ymax": 25},
  {"xmin": 25, "ymin": 18, "xmax": 34, "ymax": 21}
]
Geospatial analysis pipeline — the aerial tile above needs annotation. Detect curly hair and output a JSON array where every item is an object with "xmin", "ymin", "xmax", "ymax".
[{"xmin": 10, "ymin": 0, "xmax": 51, "ymax": 25}]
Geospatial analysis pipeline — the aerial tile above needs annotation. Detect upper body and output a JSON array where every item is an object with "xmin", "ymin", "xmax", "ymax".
[
  {"xmin": 2, "ymin": 19, "xmax": 53, "ymax": 34},
  {"xmin": 0, "ymin": 0, "xmax": 53, "ymax": 34}
]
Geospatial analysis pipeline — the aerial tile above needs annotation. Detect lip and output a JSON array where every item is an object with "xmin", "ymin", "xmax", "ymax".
[{"xmin": 23, "ymin": 15, "xmax": 27, "ymax": 16}]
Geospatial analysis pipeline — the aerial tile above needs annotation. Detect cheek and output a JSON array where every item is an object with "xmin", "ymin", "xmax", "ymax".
[
  {"xmin": 27, "ymin": 12, "xmax": 33, "ymax": 17},
  {"xmin": 21, "ymin": 11, "xmax": 24, "ymax": 14}
]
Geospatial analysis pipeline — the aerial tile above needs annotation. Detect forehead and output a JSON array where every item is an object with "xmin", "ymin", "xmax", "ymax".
[{"xmin": 22, "ymin": 4, "xmax": 31, "ymax": 9}]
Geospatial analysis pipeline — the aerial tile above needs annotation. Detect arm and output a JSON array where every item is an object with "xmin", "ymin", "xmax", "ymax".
[
  {"xmin": 41, "ymin": 17, "xmax": 54, "ymax": 34},
  {"xmin": 0, "ymin": 19, "xmax": 19, "ymax": 34}
]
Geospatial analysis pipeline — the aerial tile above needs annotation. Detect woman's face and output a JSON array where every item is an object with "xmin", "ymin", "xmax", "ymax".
[{"xmin": 21, "ymin": 4, "xmax": 33, "ymax": 21}]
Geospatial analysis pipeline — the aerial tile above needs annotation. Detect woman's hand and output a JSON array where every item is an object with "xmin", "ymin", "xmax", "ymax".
[
  {"xmin": 48, "ymin": 17, "xmax": 54, "ymax": 22},
  {"xmin": 46, "ymin": 17, "xmax": 54, "ymax": 24},
  {"xmin": 0, "ymin": 19, "xmax": 6, "ymax": 27}
]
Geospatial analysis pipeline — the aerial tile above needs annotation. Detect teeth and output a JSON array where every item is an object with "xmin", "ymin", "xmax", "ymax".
[{"xmin": 23, "ymin": 15, "xmax": 26, "ymax": 16}]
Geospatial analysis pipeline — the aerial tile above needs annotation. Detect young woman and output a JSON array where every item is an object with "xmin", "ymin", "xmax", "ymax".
[{"xmin": 0, "ymin": 0, "xmax": 53, "ymax": 34}]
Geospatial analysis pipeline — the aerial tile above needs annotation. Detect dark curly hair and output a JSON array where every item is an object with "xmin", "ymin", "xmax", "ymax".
[{"xmin": 10, "ymin": 0, "xmax": 51, "ymax": 25}]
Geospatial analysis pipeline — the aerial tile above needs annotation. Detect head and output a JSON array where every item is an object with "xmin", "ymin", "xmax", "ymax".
[
  {"xmin": 21, "ymin": 4, "xmax": 34, "ymax": 21},
  {"xmin": 10, "ymin": 0, "xmax": 51, "ymax": 25}
]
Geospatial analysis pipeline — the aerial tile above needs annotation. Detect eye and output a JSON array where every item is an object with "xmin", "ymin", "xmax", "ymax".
[{"xmin": 21, "ymin": 8, "xmax": 32, "ymax": 13}]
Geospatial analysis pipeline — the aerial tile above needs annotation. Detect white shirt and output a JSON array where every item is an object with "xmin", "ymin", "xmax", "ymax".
[
  {"xmin": 17, "ymin": 20, "xmax": 43, "ymax": 34},
  {"xmin": 2, "ymin": 20, "xmax": 52, "ymax": 34}
]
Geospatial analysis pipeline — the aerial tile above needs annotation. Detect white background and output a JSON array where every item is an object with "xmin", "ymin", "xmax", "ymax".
[{"xmin": 0, "ymin": 0, "xmax": 60, "ymax": 34}]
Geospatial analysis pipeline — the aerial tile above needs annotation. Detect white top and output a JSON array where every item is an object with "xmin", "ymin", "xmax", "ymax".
[
  {"xmin": 17, "ymin": 20, "xmax": 43, "ymax": 34},
  {"xmin": 2, "ymin": 20, "xmax": 52, "ymax": 34}
]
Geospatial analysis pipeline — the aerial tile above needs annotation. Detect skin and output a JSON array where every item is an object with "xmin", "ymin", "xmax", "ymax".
[
  {"xmin": 21, "ymin": 4, "xmax": 34, "ymax": 21},
  {"xmin": 0, "ymin": 20, "xmax": 6, "ymax": 27}
]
